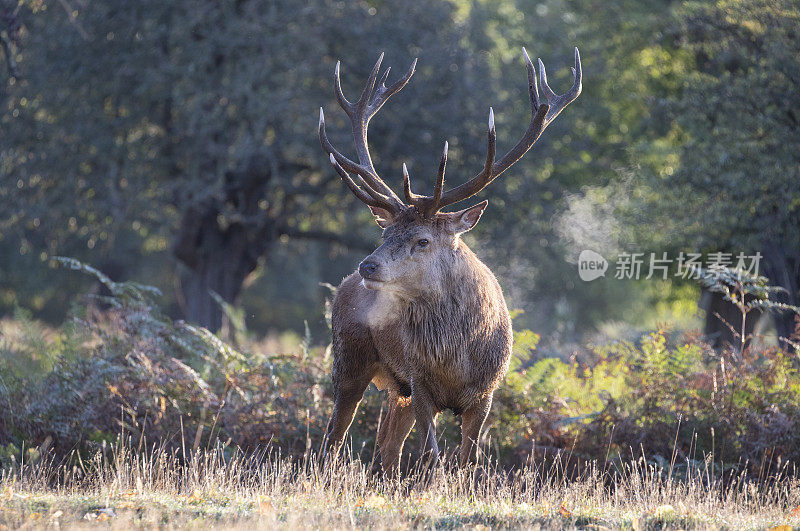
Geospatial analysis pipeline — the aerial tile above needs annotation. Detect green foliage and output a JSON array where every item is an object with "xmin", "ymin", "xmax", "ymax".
[
  {"xmin": 698, "ymin": 265, "xmax": 800, "ymax": 351},
  {"xmin": 553, "ymin": 0, "xmax": 800, "ymax": 342},
  {"xmin": 3, "ymin": 258, "xmax": 800, "ymax": 474},
  {"xmin": 2, "ymin": 0, "xmax": 798, "ymax": 344},
  {"xmin": 0, "ymin": 306, "xmax": 55, "ymax": 378},
  {"xmin": 0, "ymin": 259, "xmax": 332, "ymax": 458},
  {"xmin": 1, "ymin": 0, "xmax": 707, "ymax": 340},
  {"xmin": 584, "ymin": 330, "xmax": 800, "ymax": 471},
  {"xmin": 0, "ymin": 0, "xmax": 503, "ymax": 332},
  {"xmin": 662, "ymin": 0, "xmax": 800, "ymax": 251},
  {"xmin": 699, "ymin": 266, "xmax": 800, "ymax": 316},
  {"xmin": 53, "ymin": 256, "xmax": 162, "ymax": 304},
  {"xmin": 495, "ymin": 326, "xmax": 800, "ymax": 471}
]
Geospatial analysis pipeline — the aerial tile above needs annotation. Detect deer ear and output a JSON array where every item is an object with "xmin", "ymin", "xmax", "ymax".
[
  {"xmin": 445, "ymin": 200, "xmax": 488, "ymax": 234},
  {"xmin": 368, "ymin": 206, "xmax": 395, "ymax": 228}
]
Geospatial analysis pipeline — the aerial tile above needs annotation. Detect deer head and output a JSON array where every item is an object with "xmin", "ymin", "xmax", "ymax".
[{"xmin": 319, "ymin": 49, "xmax": 581, "ymax": 296}]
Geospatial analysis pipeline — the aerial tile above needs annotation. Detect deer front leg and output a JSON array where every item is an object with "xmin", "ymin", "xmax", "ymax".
[
  {"xmin": 323, "ymin": 373, "xmax": 373, "ymax": 465},
  {"xmin": 411, "ymin": 378, "xmax": 440, "ymax": 467},
  {"xmin": 377, "ymin": 392, "xmax": 415, "ymax": 477},
  {"xmin": 460, "ymin": 393, "xmax": 492, "ymax": 465}
]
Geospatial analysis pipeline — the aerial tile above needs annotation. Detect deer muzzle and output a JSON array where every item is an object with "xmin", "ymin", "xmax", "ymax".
[{"xmin": 358, "ymin": 260, "xmax": 380, "ymax": 280}]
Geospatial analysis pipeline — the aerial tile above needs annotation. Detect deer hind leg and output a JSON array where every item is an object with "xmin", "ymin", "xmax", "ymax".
[
  {"xmin": 377, "ymin": 392, "xmax": 415, "ymax": 477},
  {"xmin": 459, "ymin": 394, "xmax": 493, "ymax": 466}
]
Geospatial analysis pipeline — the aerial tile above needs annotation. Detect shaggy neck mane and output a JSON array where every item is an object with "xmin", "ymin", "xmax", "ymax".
[{"xmin": 401, "ymin": 241, "xmax": 494, "ymax": 355}]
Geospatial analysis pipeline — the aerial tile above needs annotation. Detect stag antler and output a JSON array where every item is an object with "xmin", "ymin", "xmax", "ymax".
[
  {"xmin": 406, "ymin": 47, "xmax": 582, "ymax": 216},
  {"xmin": 319, "ymin": 53, "xmax": 417, "ymax": 215},
  {"xmin": 321, "ymin": 47, "xmax": 582, "ymax": 219}
]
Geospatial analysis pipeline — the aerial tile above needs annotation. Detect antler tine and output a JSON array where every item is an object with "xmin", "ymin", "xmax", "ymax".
[
  {"xmin": 378, "ymin": 66, "xmax": 391, "ymax": 88},
  {"xmin": 329, "ymin": 154, "xmax": 398, "ymax": 212},
  {"xmin": 334, "ymin": 61, "xmax": 353, "ymax": 117},
  {"xmin": 319, "ymin": 107, "xmax": 368, "ymax": 179},
  {"xmin": 320, "ymin": 54, "xmax": 418, "ymax": 212},
  {"xmin": 435, "ymin": 47, "xmax": 581, "ymax": 210},
  {"xmin": 368, "ymin": 58, "xmax": 417, "ymax": 114},
  {"xmin": 484, "ymin": 108, "xmax": 497, "ymax": 178},
  {"xmin": 402, "ymin": 163, "xmax": 422, "ymax": 204},
  {"xmin": 329, "ymin": 153, "xmax": 373, "ymax": 205},
  {"xmin": 403, "ymin": 141, "xmax": 450, "ymax": 218},
  {"xmin": 354, "ymin": 173, "xmax": 396, "ymax": 205},
  {"xmin": 356, "ymin": 52, "xmax": 385, "ymax": 110},
  {"xmin": 537, "ymin": 57, "xmax": 558, "ymax": 102},
  {"xmin": 523, "ymin": 48, "xmax": 540, "ymax": 114},
  {"xmin": 429, "ymin": 141, "xmax": 447, "ymax": 215},
  {"xmin": 538, "ymin": 47, "xmax": 582, "ymax": 123}
]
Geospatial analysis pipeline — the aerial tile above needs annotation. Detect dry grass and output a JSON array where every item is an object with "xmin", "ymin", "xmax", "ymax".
[{"xmin": 1, "ymin": 439, "xmax": 799, "ymax": 530}]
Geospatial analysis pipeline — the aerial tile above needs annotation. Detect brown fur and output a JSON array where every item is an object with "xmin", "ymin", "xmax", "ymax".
[{"xmin": 324, "ymin": 206, "xmax": 512, "ymax": 473}]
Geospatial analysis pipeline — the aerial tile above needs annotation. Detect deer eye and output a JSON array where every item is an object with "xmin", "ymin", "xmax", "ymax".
[{"xmin": 417, "ymin": 238, "xmax": 429, "ymax": 248}]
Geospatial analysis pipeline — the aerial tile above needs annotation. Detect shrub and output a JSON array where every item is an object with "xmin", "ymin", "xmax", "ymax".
[
  {"xmin": 1, "ymin": 259, "xmax": 799, "ymax": 477},
  {"xmin": 0, "ymin": 258, "xmax": 333, "ymax": 461}
]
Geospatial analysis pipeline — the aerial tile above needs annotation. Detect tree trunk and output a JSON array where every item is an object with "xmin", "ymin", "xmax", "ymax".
[
  {"xmin": 761, "ymin": 241, "xmax": 800, "ymax": 350},
  {"xmin": 172, "ymin": 156, "xmax": 277, "ymax": 332},
  {"xmin": 702, "ymin": 242, "xmax": 800, "ymax": 351},
  {"xmin": 700, "ymin": 288, "xmax": 759, "ymax": 350},
  {"xmin": 179, "ymin": 244, "xmax": 251, "ymax": 333},
  {"xmin": 173, "ymin": 201, "xmax": 271, "ymax": 332}
]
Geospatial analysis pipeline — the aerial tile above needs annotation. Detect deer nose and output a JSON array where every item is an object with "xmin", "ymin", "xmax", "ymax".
[{"xmin": 358, "ymin": 260, "xmax": 379, "ymax": 279}]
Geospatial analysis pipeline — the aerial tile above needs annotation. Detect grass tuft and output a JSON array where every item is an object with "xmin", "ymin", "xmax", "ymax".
[{"xmin": 1, "ymin": 439, "xmax": 799, "ymax": 529}]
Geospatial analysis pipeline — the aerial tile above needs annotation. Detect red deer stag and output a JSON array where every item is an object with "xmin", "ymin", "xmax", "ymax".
[{"xmin": 319, "ymin": 48, "xmax": 581, "ymax": 473}]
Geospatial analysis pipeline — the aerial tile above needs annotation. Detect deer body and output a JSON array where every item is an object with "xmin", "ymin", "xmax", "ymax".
[
  {"xmin": 318, "ymin": 47, "xmax": 581, "ymax": 472},
  {"xmin": 337, "ymin": 237, "xmax": 511, "ymax": 406},
  {"xmin": 330, "ymin": 217, "xmax": 511, "ymax": 471}
]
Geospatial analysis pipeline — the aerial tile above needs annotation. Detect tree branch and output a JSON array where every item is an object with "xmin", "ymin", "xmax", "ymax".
[
  {"xmin": 56, "ymin": 0, "xmax": 91, "ymax": 41},
  {"xmin": 278, "ymin": 226, "xmax": 374, "ymax": 252},
  {"xmin": 283, "ymin": 173, "xmax": 339, "ymax": 198},
  {"xmin": 0, "ymin": 31, "xmax": 19, "ymax": 79}
]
